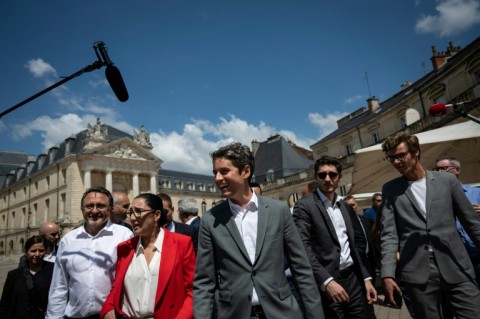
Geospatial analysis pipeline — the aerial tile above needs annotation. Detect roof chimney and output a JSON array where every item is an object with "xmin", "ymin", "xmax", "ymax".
[
  {"xmin": 251, "ymin": 139, "xmax": 260, "ymax": 156},
  {"xmin": 367, "ymin": 96, "xmax": 380, "ymax": 113},
  {"xmin": 430, "ymin": 42, "xmax": 461, "ymax": 71}
]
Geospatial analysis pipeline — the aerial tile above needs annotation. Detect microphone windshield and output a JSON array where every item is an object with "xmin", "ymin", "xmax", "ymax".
[
  {"xmin": 429, "ymin": 103, "xmax": 447, "ymax": 116},
  {"xmin": 105, "ymin": 65, "xmax": 129, "ymax": 102}
]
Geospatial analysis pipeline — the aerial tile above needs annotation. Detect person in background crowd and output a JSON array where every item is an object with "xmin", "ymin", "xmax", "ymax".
[
  {"xmin": 159, "ymin": 192, "xmax": 198, "ymax": 254},
  {"xmin": 111, "ymin": 191, "xmax": 133, "ymax": 231},
  {"xmin": 178, "ymin": 197, "xmax": 201, "ymax": 231},
  {"xmin": 294, "ymin": 156, "xmax": 377, "ymax": 318},
  {"xmin": 362, "ymin": 193, "xmax": 382, "ymax": 223},
  {"xmin": 381, "ymin": 132, "xmax": 480, "ymax": 318},
  {"xmin": 194, "ymin": 142, "xmax": 324, "ymax": 319},
  {"xmin": 19, "ymin": 221, "xmax": 60, "ymax": 267},
  {"xmin": 1, "ymin": 235, "xmax": 55, "ymax": 319},
  {"xmin": 435, "ymin": 156, "xmax": 480, "ymax": 286},
  {"xmin": 101, "ymin": 193, "xmax": 195, "ymax": 319},
  {"xmin": 302, "ymin": 181, "xmax": 318, "ymax": 197},
  {"xmin": 250, "ymin": 182, "xmax": 262, "ymax": 195},
  {"xmin": 46, "ymin": 186, "xmax": 133, "ymax": 319}
]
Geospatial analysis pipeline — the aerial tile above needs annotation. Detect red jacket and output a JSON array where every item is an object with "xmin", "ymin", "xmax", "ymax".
[{"xmin": 101, "ymin": 229, "xmax": 195, "ymax": 319}]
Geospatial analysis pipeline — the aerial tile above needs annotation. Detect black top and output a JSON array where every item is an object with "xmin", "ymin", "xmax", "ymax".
[{"xmin": 0, "ymin": 261, "xmax": 54, "ymax": 319}]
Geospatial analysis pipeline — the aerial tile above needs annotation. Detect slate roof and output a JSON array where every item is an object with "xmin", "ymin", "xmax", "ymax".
[
  {"xmin": 0, "ymin": 124, "xmax": 132, "ymax": 189},
  {"xmin": 253, "ymin": 135, "xmax": 313, "ymax": 183}
]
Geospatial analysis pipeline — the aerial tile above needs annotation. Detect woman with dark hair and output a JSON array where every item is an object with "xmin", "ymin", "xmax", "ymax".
[
  {"xmin": 101, "ymin": 193, "xmax": 195, "ymax": 319},
  {"xmin": 0, "ymin": 235, "xmax": 54, "ymax": 319}
]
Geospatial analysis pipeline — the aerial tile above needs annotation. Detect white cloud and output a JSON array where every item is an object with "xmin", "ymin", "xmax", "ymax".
[
  {"xmin": 10, "ymin": 110, "xmax": 344, "ymax": 175},
  {"xmin": 11, "ymin": 113, "xmax": 132, "ymax": 152},
  {"xmin": 344, "ymin": 94, "xmax": 364, "ymax": 105},
  {"xmin": 25, "ymin": 58, "xmax": 57, "ymax": 78},
  {"xmin": 308, "ymin": 111, "xmax": 348, "ymax": 139},
  {"xmin": 415, "ymin": 0, "xmax": 480, "ymax": 37}
]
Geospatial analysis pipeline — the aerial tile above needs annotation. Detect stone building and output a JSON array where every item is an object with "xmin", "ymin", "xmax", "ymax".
[{"xmin": 0, "ymin": 119, "xmax": 220, "ymax": 256}]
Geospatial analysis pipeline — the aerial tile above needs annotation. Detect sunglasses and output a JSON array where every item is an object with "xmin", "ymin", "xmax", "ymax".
[
  {"xmin": 434, "ymin": 165, "xmax": 457, "ymax": 172},
  {"xmin": 317, "ymin": 172, "xmax": 339, "ymax": 180}
]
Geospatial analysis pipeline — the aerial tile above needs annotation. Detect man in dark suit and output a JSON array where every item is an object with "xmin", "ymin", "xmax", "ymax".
[
  {"xmin": 159, "ymin": 192, "xmax": 198, "ymax": 254},
  {"xmin": 293, "ymin": 156, "xmax": 377, "ymax": 318},
  {"xmin": 381, "ymin": 132, "xmax": 480, "ymax": 318},
  {"xmin": 194, "ymin": 142, "xmax": 324, "ymax": 319}
]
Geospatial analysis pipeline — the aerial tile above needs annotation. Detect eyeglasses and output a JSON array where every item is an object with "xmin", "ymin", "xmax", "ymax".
[
  {"xmin": 385, "ymin": 152, "xmax": 409, "ymax": 163},
  {"xmin": 127, "ymin": 208, "xmax": 155, "ymax": 218},
  {"xmin": 434, "ymin": 165, "xmax": 457, "ymax": 172},
  {"xmin": 83, "ymin": 204, "xmax": 109, "ymax": 212},
  {"xmin": 317, "ymin": 172, "xmax": 339, "ymax": 180}
]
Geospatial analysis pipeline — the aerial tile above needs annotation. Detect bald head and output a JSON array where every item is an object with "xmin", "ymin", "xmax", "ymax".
[
  {"xmin": 111, "ymin": 192, "xmax": 130, "ymax": 223},
  {"xmin": 39, "ymin": 221, "xmax": 60, "ymax": 245}
]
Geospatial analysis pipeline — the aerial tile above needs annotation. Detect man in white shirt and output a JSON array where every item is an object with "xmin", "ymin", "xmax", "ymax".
[
  {"xmin": 194, "ymin": 142, "xmax": 324, "ymax": 319},
  {"xmin": 381, "ymin": 132, "xmax": 480, "ymax": 318},
  {"xmin": 46, "ymin": 186, "xmax": 133, "ymax": 319},
  {"xmin": 293, "ymin": 156, "xmax": 377, "ymax": 318}
]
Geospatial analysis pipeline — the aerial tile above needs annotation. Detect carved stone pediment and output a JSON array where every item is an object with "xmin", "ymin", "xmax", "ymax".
[
  {"xmin": 82, "ymin": 137, "xmax": 161, "ymax": 163},
  {"xmin": 84, "ymin": 118, "xmax": 109, "ymax": 149}
]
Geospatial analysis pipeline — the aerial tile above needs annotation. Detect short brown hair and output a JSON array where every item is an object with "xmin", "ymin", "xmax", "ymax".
[{"xmin": 382, "ymin": 132, "xmax": 421, "ymax": 160}]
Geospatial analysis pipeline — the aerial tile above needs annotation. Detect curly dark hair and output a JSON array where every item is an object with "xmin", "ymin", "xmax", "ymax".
[{"xmin": 382, "ymin": 132, "xmax": 421, "ymax": 160}]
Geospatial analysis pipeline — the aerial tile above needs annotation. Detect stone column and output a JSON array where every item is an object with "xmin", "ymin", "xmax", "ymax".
[
  {"xmin": 150, "ymin": 174, "xmax": 157, "ymax": 194},
  {"xmin": 132, "ymin": 173, "xmax": 139, "ymax": 197},
  {"xmin": 84, "ymin": 170, "xmax": 91, "ymax": 190},
  {"xmin": 105, "ymin": 171, "xmax": 113, "ymax": 192}
]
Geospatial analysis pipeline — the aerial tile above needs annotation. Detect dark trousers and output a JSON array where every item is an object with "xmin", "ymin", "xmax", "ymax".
[
  {"xmin": 404, "ymin": 254, "xmax": 480, "ymax": 319},
  {"xmin": 321, "ymin": 270, "xmax": 367, "ymax": 319}
]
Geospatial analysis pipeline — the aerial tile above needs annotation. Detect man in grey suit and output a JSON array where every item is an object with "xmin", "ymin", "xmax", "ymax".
[
  {"xmin": 194, "ymin": 142, "xmax": 324, "ymax": 319},
  {"xmin": 381, "ymin": 132, "xmax": 480, "ymax": 318}
]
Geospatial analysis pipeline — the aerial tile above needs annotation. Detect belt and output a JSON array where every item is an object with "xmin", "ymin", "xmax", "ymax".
[
  {"xmin": 117, "ymin": 315, "xmax": 154, "ymax": 319},
  {"xmin": 338, "ymin": 265, "xmax": 355, "ymax": 279}
]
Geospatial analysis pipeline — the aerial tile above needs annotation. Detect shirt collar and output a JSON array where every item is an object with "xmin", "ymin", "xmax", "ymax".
[
  {"xmin": 135, "ymin": 228, "xmax": 164, "ymax": 255},
  {"xmin": 316, "ymin": 189, "xmax": 342, "ymax": 207},
  {"xmin": 228, "ymin": 191, "xmax": 259, "ymax": 215}
]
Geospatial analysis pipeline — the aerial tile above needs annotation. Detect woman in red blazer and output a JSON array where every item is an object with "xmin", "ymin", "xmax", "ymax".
[{"xmin": 101, "ymin": 193, "xmax": 195, "ymax": 319}]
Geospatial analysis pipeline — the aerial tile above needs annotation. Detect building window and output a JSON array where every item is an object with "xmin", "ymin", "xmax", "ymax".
[
  {"xmin": 372, "ymin": 132, "xmax": 380, "ymax": 144},
  {"xmin": 44, "ymin": 199, "xmax": 50, "ymax": 221},
  {"xmin": 61, "ymin": 169, "xmax": 67, "ymax": 184},
  {"xmin": 345, "ymin": 145, "xmax": 353, "ymax": 156},
  {"xmin": 266, "ymin": 169, "xmax": 275, "ymax": 182},
  {"xmin": 339, "ymin": 185, "xmax": 347, "ymax": 196},
  {"xmin": 201, "ymin": 201, "xmax": 207, "ymax": 214},
  {"xmin": 46, "ymin": 176, "xmax": 50, "ymax": 190},
  {"xmin": 10, "ymin": 211, "xmax": 15, "ymax": 228}
]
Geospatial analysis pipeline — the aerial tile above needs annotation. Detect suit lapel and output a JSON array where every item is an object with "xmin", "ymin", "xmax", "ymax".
[
  {"xmin": 254, "ymin": 196, "xmax": 268, "ymax": 264},
  {"xmin": 156, "ymin": 230, "xmax": 175, "ymax": 304},
  {"xmin": 403, "ymin": 177, "xmax": 427, "ymax": 222},
  {"xmin": 425, "ymin": 171, "xmax": 435, "ymax": 219},
  {"xmin": 217, "ymin": 202, "xmax": 251, "ymax": 263},
  {"xmin": 314, "ymin": 193, "xmax": 340, "ymax": 245}
]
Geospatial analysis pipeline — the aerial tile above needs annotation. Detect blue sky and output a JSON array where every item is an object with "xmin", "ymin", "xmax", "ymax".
[{"xmin": 0, "ymin": 0, "xmax": 479, "ymax": 174}]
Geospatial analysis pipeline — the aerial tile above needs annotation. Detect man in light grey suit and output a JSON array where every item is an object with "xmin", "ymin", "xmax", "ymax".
[
  {"xmin": 381, "ymin": 132, "xmax": 480, "ymax": 318},
  {"xmin": 194, "ymin": 142, "xmax": 324, "ymax": 319}
]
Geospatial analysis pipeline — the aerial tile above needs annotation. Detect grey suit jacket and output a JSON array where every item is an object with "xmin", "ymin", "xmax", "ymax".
[
  {"xmin": 381, "ymin": 170, "xmax": 480, "ymax": 284},
  {"xmin": 193, "ymin": 195, "xmax": 324, "ymax": 319},
  {"xmin": 293, "ymin": 192, "xmax": 370, "ymax": 287}
]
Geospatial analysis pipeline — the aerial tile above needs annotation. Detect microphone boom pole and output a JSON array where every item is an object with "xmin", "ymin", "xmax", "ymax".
[{"xmin": 0, "ymin": 41, "xmax": 127, "ymax": 119}]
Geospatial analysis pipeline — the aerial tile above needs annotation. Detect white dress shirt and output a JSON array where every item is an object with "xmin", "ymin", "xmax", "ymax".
[
  {"xmin": 228, "ymin": 192, "xmax": 260, "ymax": 305},
  {"xmin": 46, "ymin": 222, "xmax": 133, "ymax": 319},
  {"xmin": 317, "ymin": 190, "xmax": 354, "ymax": 290},
  {"xmin": 185, "ymin": 215, "xmax": 199, "ymax": 226},
  {"xmin": 122, "ymin": 229, "xmax": 164, "ymax": 317}
]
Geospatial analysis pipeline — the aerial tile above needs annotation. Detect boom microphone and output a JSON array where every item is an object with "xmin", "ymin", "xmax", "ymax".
[
  {"xmin": 105, "ymin": 65, "xmax": 129, "ymax": 102},
  {"xmin": 94, "ymin": 41, "xmax": 129, "ymax": 102},
  {"xmin": 429, "ymin": 101, "xmax": 469, "ymax": 116}
]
